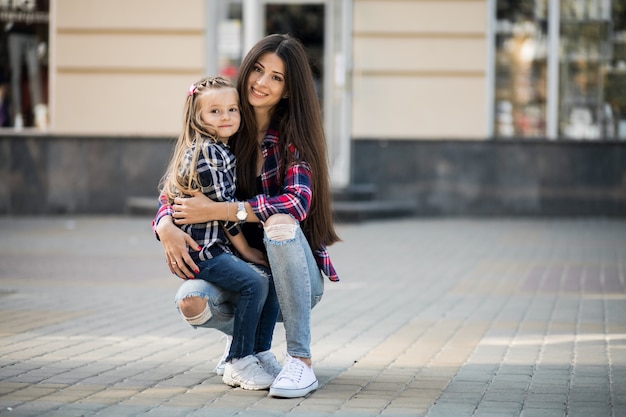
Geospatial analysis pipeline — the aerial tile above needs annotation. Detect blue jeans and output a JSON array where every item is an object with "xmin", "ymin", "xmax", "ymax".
[
  {"xmin": 264, "ymin": 221, "xmax": 324, "ymax": 359},
  {"xmin": 174, "ymin": 221, "xmax": 324, "ymax": 360},
  {"xmin": 174, "ymin": 252, "xmax": 279, "ymax": 361}
]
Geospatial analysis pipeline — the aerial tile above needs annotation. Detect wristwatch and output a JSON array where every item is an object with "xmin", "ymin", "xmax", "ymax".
[{"xmin": 236, "ymin": 201, "xmax": 248, "ymax": 223}]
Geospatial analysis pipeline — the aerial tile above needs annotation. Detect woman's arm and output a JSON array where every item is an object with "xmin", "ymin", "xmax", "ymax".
[
  {"xmin": 247, "ymin": 162, "xmax": 312, "ymax": 222},
  {"xmin": 172, "ymin": 192, "xmax": 259, "ymax": 225}
]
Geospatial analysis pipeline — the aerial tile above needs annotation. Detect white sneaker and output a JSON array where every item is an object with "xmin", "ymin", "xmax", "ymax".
[
  {"xmin": 269, "ymin": 355, "xmax": 318, "ymax": 398},
  {"xmin": 222, "ymin": 355, "xmax": 275, "ymax": 390},
  {"xmin": 256, "ymin": 350, "xmax": 282, "ymax": 377},
  {"xmin": 214, "ymin": 335, "xmax": 232, "ymax": 376}
]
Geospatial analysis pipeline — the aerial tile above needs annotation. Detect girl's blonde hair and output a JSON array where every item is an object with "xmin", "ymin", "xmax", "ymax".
[{"xmin": 159, "ymin": 76, "xmax": 238, "ymax": 203}]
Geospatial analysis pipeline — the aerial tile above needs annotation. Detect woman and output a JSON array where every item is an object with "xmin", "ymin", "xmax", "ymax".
[{"xmin": 155, "ymin": 34, "xmax": 340, "ymax": 398}]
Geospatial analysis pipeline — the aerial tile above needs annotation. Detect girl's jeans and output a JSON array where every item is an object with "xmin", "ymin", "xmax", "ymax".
[
  {"xmin": 264, "ymin": 221, "xmax": 324, "ymax": 359},
  {"xmin": 174, "ymin": 252, "xmax": 279, "ymax": 361}
]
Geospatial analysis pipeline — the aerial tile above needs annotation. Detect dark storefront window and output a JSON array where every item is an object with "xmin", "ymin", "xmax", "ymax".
[
  {"xmin": 0, "ymin": 0, "xmax": 49, "ymax": 130},
  {"xmin": 215, "ymin": 1, "xmax": 325, "ymax": 105},
  {"xmin": 264, "ymin": 4, "xmax": 325, "ymax": 104},
  {"xmin": 494, "ymin": 0, "xmax": 626, "ymax": 140}
]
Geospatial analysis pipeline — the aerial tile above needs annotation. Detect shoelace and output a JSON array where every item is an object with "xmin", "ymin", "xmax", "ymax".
[{"xmin": 278, "ymin": 357, "xmax": 304, "ymax": 382}]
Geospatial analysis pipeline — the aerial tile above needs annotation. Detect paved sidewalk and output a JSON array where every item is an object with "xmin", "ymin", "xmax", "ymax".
[{"xmin": 0, "ymin": 216, "xmax": 625, "ymax": 417}]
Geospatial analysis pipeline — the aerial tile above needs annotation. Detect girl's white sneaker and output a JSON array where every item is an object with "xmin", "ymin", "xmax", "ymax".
[
  {"xmin": 214, "ymin": 335, "xmax": 232, "ymax": 376},
  {"xmin": 222, "ymin": 355, "xmax": 274, "ymax": 390},
  {"xmin": 255, "ymin": 350, "xmax": 282, "ymax": 377}
]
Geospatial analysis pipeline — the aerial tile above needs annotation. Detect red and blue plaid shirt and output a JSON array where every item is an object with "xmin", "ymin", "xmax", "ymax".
[{"xmin": 154, "ymin": 128, "xmax": 339, "ymax": 282}]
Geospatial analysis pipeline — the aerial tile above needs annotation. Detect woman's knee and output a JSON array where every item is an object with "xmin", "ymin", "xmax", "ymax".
[
  {"xmin": 265, "ymin": 213, "xmax": 294, "ymax": 226},
  {"xmin": 264, "ymin": 214, "xmax": 297, "ymax": 241}
]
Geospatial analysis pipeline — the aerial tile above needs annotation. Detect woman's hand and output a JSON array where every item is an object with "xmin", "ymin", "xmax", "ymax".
[
  {"xmin": 156, "ymin": 216, "xmax": 200, "ymax": 279},
  {"xmin": 172, "ymin": 191, "xmax": 215, "ymax": 224}
]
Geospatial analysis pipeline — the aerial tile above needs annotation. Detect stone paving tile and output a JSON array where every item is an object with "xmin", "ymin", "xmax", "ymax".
[{"xmin": 0, "ymin": 216, "xmax": 625, "ymax": 416}]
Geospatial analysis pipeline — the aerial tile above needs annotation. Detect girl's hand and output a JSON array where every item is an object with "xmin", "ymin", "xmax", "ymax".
[
  {"xmin": 241, "ymin": 247, "xmax": 269, "ymax": 267},
  {"xmin": 156, "ymin": 216, "xmax": 200, "ymax": 279},
  {"xmin": 172, "ymin": 191, "xmax": 214, "ymax": 224}
]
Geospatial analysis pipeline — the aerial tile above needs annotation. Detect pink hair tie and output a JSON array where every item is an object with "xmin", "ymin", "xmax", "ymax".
[{"xmin": 187, "ymin": 84, "xmax": 197, "ymax": 96}]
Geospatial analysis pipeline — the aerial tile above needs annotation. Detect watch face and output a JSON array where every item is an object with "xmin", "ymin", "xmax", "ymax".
[{"xmin": 236, "ymin": 202, "xmax": 247, "ymax": 222}]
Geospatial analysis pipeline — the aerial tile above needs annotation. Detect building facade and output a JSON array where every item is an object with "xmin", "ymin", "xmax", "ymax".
[{"xmin": 1, "ymin": 0, "xmax": 625, "ymax": 216}]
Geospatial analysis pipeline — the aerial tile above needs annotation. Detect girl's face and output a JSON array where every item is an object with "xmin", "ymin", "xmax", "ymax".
[
  {"xmin": 198, "ymin": 88, "xmax": 240, "ymax": 142},
  {"xmin": 246, "ymin": 52, "xmax": 287, "ymax": 110}
]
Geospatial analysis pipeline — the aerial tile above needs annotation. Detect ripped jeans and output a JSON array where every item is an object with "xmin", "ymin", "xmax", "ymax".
[
  {"xmin": 174, "ymin": 252, "xmax": 279, "ymax": 361},
  {"xmin": 173, "ymin": 216, "xmax": 324, "ymax": 359},
  {"xmin": 264, "ymin": 218, "xmax": 324, "ymax": 359}
]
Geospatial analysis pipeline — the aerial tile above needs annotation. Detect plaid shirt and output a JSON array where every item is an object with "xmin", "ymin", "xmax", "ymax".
[
  {"xmin": 249, "ymin": 128, "xmax": 339, "ymax": 282},
  {"xmin": 154, "ymin": 129, "xmax": 339, "ymax": 282},
  {"xmin": 153, "ymin": 139, "xmax": 240, "ymax": 263}
]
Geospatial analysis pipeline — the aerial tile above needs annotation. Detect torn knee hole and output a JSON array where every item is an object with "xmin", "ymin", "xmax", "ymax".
[
  {"xmin": 181, "ymin": 302, "xmax": 211, "ymax": 325},
  {"xmin": 179, "ymin": 296, "xmax": 207, "ymax": 316},
  {"xmin": 265, "ymin": 223, "xmax": 297, "ymax": 241}
]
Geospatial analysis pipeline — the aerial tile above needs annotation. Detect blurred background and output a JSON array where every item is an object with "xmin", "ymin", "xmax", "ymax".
[{"xmin": 0, "ymin": 0, "xmax": 625, "ymax": 219}]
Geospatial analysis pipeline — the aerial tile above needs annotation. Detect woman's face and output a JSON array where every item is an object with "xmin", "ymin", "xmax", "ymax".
[{"xmin": 246, "ymin": 52, "xmax": 287, "ymax": 110}]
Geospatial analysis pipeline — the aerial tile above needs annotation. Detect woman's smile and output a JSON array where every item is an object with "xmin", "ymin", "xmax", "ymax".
[{"xmin": 250, "ymin": 86, "xmax": 268, "ymax": 98}]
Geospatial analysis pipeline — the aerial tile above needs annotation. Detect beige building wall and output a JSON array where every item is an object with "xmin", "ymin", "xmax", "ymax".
[
  {"xmin": 352, "ymin": 0, "xmax": 488, "ymax": 139},
  {"xmin": 51, "ymin": 0, "xmax": 205, "ymax": 136},
  {"xmin": 47, "ymin": 0, "xmax": 488, "ymax": 139}
]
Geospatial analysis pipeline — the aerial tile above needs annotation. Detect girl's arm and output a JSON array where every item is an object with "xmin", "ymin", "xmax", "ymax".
[{"xmin": 223, "ymin": 225, "xmax": 268, "ymax": 267}]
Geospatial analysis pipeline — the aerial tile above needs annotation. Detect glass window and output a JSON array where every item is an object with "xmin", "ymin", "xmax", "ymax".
[
  {"xmin": 214, "ymin": 1, "xmax": 325, "ymax": 105},
  {"xmin": 560, "ymin": 0, "xmax": 614, "ymax": 139},
  {"xmin": 494, "ymin": 0, "xmax": 548, "ymax": 138},
  {"xmin": 264, "ymin": 3, "xmax": 325, "ymax": 105},
  {"xmin": 493, "ymin": 0, "xmax": 626, "ymax": 140},
  {"xmin": 217, "ymin": 1, "xmax": 243, "ymax": 82},
  {"xmin": 0, "ymin": 0, "xmax": 49, "ymax": 130}
]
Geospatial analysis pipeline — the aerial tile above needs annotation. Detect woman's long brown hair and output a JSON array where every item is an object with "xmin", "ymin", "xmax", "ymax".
[{"xmin": 231, "ymin": 34, "xmax": 340, "ymax": 250}]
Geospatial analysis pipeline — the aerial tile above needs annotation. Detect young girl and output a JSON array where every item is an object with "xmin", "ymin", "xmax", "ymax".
[{"xmin": 158, "ymin": 76, "xmax": 279, "ymax": 391}]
